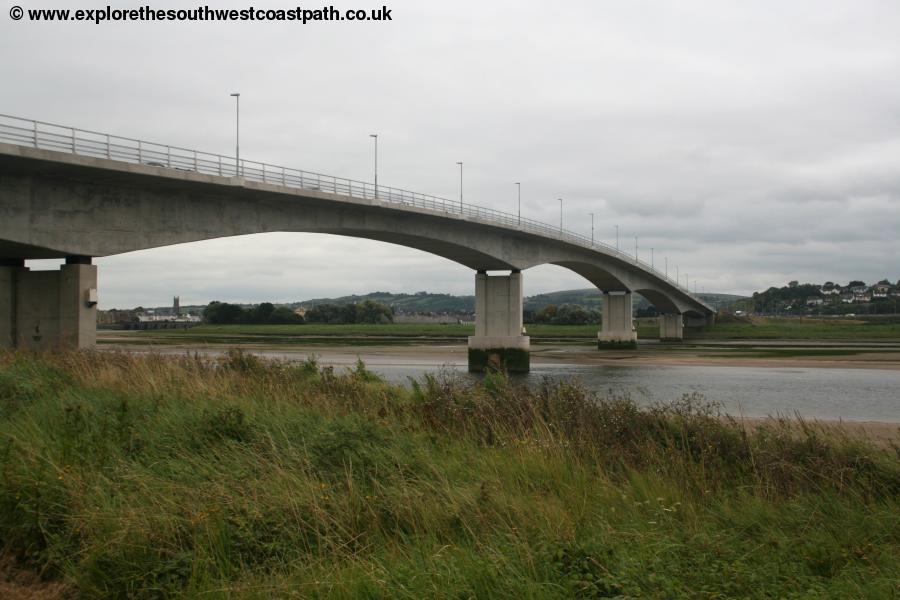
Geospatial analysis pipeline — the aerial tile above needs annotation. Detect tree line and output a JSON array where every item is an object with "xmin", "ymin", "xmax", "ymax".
[
  {"xmin": 202, "ymin": 300, "xmax": 394, "ymax": 325},
  {"xmin": 526, "ymin": 304, "xmax": 602, "ymax": 325}
]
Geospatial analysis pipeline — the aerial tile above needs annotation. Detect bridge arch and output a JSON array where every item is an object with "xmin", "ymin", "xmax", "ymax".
[{"xmin": 0, "ymin": 138, "xmax": 714, "ymax": 364}]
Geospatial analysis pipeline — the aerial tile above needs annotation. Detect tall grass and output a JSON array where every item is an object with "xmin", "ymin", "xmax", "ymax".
[{"xmin": 0, "ymin": 350, "xmax": 897, "ymax": 598}]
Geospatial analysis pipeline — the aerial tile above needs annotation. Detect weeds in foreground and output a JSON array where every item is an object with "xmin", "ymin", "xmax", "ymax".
[{"xmin": 0, "ymin": 350, "xmax": 897, "ymax": 599}]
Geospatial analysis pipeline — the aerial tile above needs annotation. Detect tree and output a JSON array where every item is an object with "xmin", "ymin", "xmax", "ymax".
[
  {"xmin": 249, "ymin": 302, "xmax": 275, "ymax": 324},
  {"xmin": 269, "ymin": 306, "xmax": 302, "ymax": 324},
  {"xmin": 356, "ymin": 300, "xmax": 393, "ymax": 324},
  {"xmin": 203, "ymin": 301, "xmax": 247, "ymax": 324},
  {"xmin": 305, "ymin": 303, "xmax": 343, "ymax": 323},
  {"xmin": 636, "ymin": 306, "xmax": 658, "ymax": 318},
  {"xmin": 340, "ymin": 303, "xmax": 359, "ymax": 324},
  {"xmin": 534, "ymin": 304, "xmax": 558, "ymax": 323},
  {"xmin": 554, "ymin": 304, "xmax": 595, "ymax": 325},
  {"xmin": 304, "ymin": 301, "xmax": 393, "ymax": 324}
]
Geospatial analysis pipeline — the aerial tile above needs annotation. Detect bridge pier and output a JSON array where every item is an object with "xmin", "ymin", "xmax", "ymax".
[
  {"xmin": 468, "ymin": 270, "xmax": 530, "ymax": 372},
  {"xmin": 0, "ymin": 257, "xmax": 97, "ymax": 351},
  {"xmin": 659, "ymin": 313, "xmax": 684, "ymax": 341},
  {"xmin": 598, "ymin": 291, "xmax": 637, "ymax": 349}
]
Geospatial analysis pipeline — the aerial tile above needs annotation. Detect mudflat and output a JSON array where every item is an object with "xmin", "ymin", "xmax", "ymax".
[{"xmin": 98, "ymin": 333, "xmax": 900, "ymax": 371}]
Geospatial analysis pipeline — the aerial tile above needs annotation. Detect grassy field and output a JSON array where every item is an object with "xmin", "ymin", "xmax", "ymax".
[
  {"xmin": 0, "ymin": 351, "xmax": 898, "ymax": 598},
  {"xmin": 100, "ymin": 317, "xmax": 900, "ymax": 347},
  {"xmin": 684, "ymin": 316, "xmax": 900, "ymax": 340}
]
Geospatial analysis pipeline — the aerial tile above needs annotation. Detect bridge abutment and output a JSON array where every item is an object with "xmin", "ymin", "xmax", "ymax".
[
  {"xmin": 0, "ymin": 257, "xmax": 97, "ymax": 351},
  {"xmin": 598, "ymin": 291, "xmax": 637, "ymax": 349},
  {"xmin": 659, "ymin": 313, "xmax": 684, "ymax": 341},
  {"xmin": 468, "ymin": 270, "xmax": 530, "ymax": 372}
]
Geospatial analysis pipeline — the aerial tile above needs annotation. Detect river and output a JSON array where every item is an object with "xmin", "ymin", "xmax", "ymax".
[{"xmin": 366, "ymin": 362, "xmax": 900, "ymax": 423}]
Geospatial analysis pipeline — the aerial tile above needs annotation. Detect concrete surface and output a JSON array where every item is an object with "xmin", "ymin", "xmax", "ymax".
[
  {"xmin": 0, "ymin": 261, "xmax": 97, "ymax": 350},
  {"xmin": 598, "ymin": 291, "xmax": 638, "ymax": 346},
  {"xmin": 468, "ymin": 271, "xmax": 530, "ymax": 369},
  {"xmin": 0, "ymin": 142, "xmax": 714, "ymax": 352},
  {"xmin": 0, "ymin": 143, "xmax": 713, "ymax": 318},
  {"xmin": 659, "ymin": 313, "xmax": 684, "ymax": 341}
]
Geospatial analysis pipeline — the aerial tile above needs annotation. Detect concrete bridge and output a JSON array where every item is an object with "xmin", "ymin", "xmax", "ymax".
[{"xmin": 0, "ymin": 115, "xmax": 714, "ymax": 371}]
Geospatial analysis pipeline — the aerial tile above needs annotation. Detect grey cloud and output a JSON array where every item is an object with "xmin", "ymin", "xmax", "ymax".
[{"xmin": 4, "ymin": 0, "xmax": 899, "ymax": 305}]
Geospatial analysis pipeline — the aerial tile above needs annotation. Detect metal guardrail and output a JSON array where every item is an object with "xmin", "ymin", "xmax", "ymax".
[{"xmin": 0, "ymin": 113, "xmax": 709, "ymax": 307}]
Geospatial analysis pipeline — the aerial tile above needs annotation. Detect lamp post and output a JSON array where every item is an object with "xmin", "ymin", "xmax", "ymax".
[
  {"xmin": 634, "ymin": 236, "xmax": 638, "ymax": 263},
  {"xmin": 456, "ymin": 162, "xmax": 463, "ymax": 211},
  {"xmin": 650, "ymin": 247, "xmax": 654, "ymax": 270},
  {"xmin": 230, "ymin": 92, "xmax": 240, "ymax": 176},
  {"xmin": 558, "ymin": 198, "xmax": 563, "ymax": 234},
  {"xmin": 665, "ymin": 257, "xmax": 668, "ymax": 278},
  {"xmin": 515, "ymin": 182, "xmax": 521, "ymax": 224},
  {"xmin": 615, "ymin": 224, "xmax": 619, "ymax": 251},
  {"xmin": 369, "ymin": 134, "xmax": 378, "ymax": 198},
  {"xmin": 589, "ymin": 212, "xmax": 594, "ymax": 245}
]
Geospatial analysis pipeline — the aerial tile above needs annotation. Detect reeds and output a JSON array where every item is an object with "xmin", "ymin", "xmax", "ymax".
[{"xmin": 0, "ymin": 350, "xmax": 897, "ymax": 598}]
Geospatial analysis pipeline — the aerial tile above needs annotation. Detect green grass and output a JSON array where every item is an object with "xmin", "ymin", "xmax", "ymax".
[
  {"xmin": 686, "ymin": 316, "xmax": 900, "ymax": 340},
  {"xmin": 698, "ymin": 348, "xmax": 885, "ymax": 359},
  {"xmin": 0, "ymin": 351, "xmax": 898, "ymax": 598},
  {"xmin": 102, "ymin": 317, "xmax": 900, "ymax": 348}
]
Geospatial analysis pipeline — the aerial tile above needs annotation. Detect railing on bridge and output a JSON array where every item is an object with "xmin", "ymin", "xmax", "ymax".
[{"xmin": 0, "ymin": 113, "xmax": 705, "ymax": 302}]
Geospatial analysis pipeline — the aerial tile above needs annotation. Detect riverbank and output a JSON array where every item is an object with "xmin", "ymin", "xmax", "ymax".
[
  {"xmin": 1, "ymin": 351, "xmax": 898, "ymax": 598},
  {"xmin": 99, "ymin": 332, "xmax": 900, "ymax": 371},
  {"xmin": 97, "ymin": 332, "xmax": 900, "ymax": 425}
]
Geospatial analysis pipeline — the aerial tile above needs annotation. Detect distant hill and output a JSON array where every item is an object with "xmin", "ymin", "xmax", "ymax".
[
  {"xmin": 524, "ymin": 290, "xmax": 744, "ymax": 312},
  {"xmin": 289, "ymin": 289, "xmax": 747, "ymax": 314},
  {"xmin": 524, "ymin": 289, "xmax": 602, "ymax": 311},
  {"xmin": 135, "ymin": 290, "xmax": 746, "ymax": 315},
  {"xmin": 287, "ymin": 292, "xmax": 474, "ymax": 314},
  {"xmin": 693, "ymin": 293, "xmax": 747, "ymax": 310}
]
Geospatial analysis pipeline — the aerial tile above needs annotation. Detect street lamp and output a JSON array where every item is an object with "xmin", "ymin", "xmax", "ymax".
[
  {"xmin": 369, "ymin": 134, "xmax": 378, "ymax": 198},
  {"xmin": 230, "ymin": 92, "xmax": 240, "ymax": 176},
  {"xmin": 589, "ymin": 212, "xmax": 594, "ymax": 245},
  {"xmin": 650, "ymin": 247, "xmax": 654, "ymax": 270},
  {"xmin": 634, "ymin": 236, "xmax": 638, "ymax": 263},
  {"xmin": 558, "ymin": 198, "xmax": 563, "ymax": 234},
  {"xmin": 456, "ymin": 162, "xmax": 463, "ymax": 211},
  {"xmin": 665, "ymin": 257, "xmax": 668, "ymax": 278},
  {"xmin": 515, "ymin": 182, "xmax": 521, "ymax": 224},
  {"xmin": 615, "ymin": 224, "xmax": 619, "ymax": 250}
]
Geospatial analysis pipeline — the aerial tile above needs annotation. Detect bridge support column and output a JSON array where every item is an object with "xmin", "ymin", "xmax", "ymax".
[
  {"xmin": 468, "ymin": 270, "xmax": 530, "ymax": 372},
  {"xmin": 598, "ymin": 291, "xmax": 637, "ymax": 349},
  {"xmin": 0, "ymin": 257, "xmax": 97, "ymax": 351},
  {"xmin": 0, "ymin": 260, "xmax": 25, "ymax": 348},
  {"xmin": 659, "ymin": 313, "xmax": 683, "ymax": 341}
]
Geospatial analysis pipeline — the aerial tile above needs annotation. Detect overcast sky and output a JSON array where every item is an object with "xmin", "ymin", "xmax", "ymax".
[{"xmin": 3, "ymin": 0, "xmax": 899, "ymax": 308}]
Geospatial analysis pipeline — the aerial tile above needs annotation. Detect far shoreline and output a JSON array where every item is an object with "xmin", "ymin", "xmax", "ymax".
[{"xmin": 97, "ymin": 335, "xmax": 900, "ymax": 372}]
